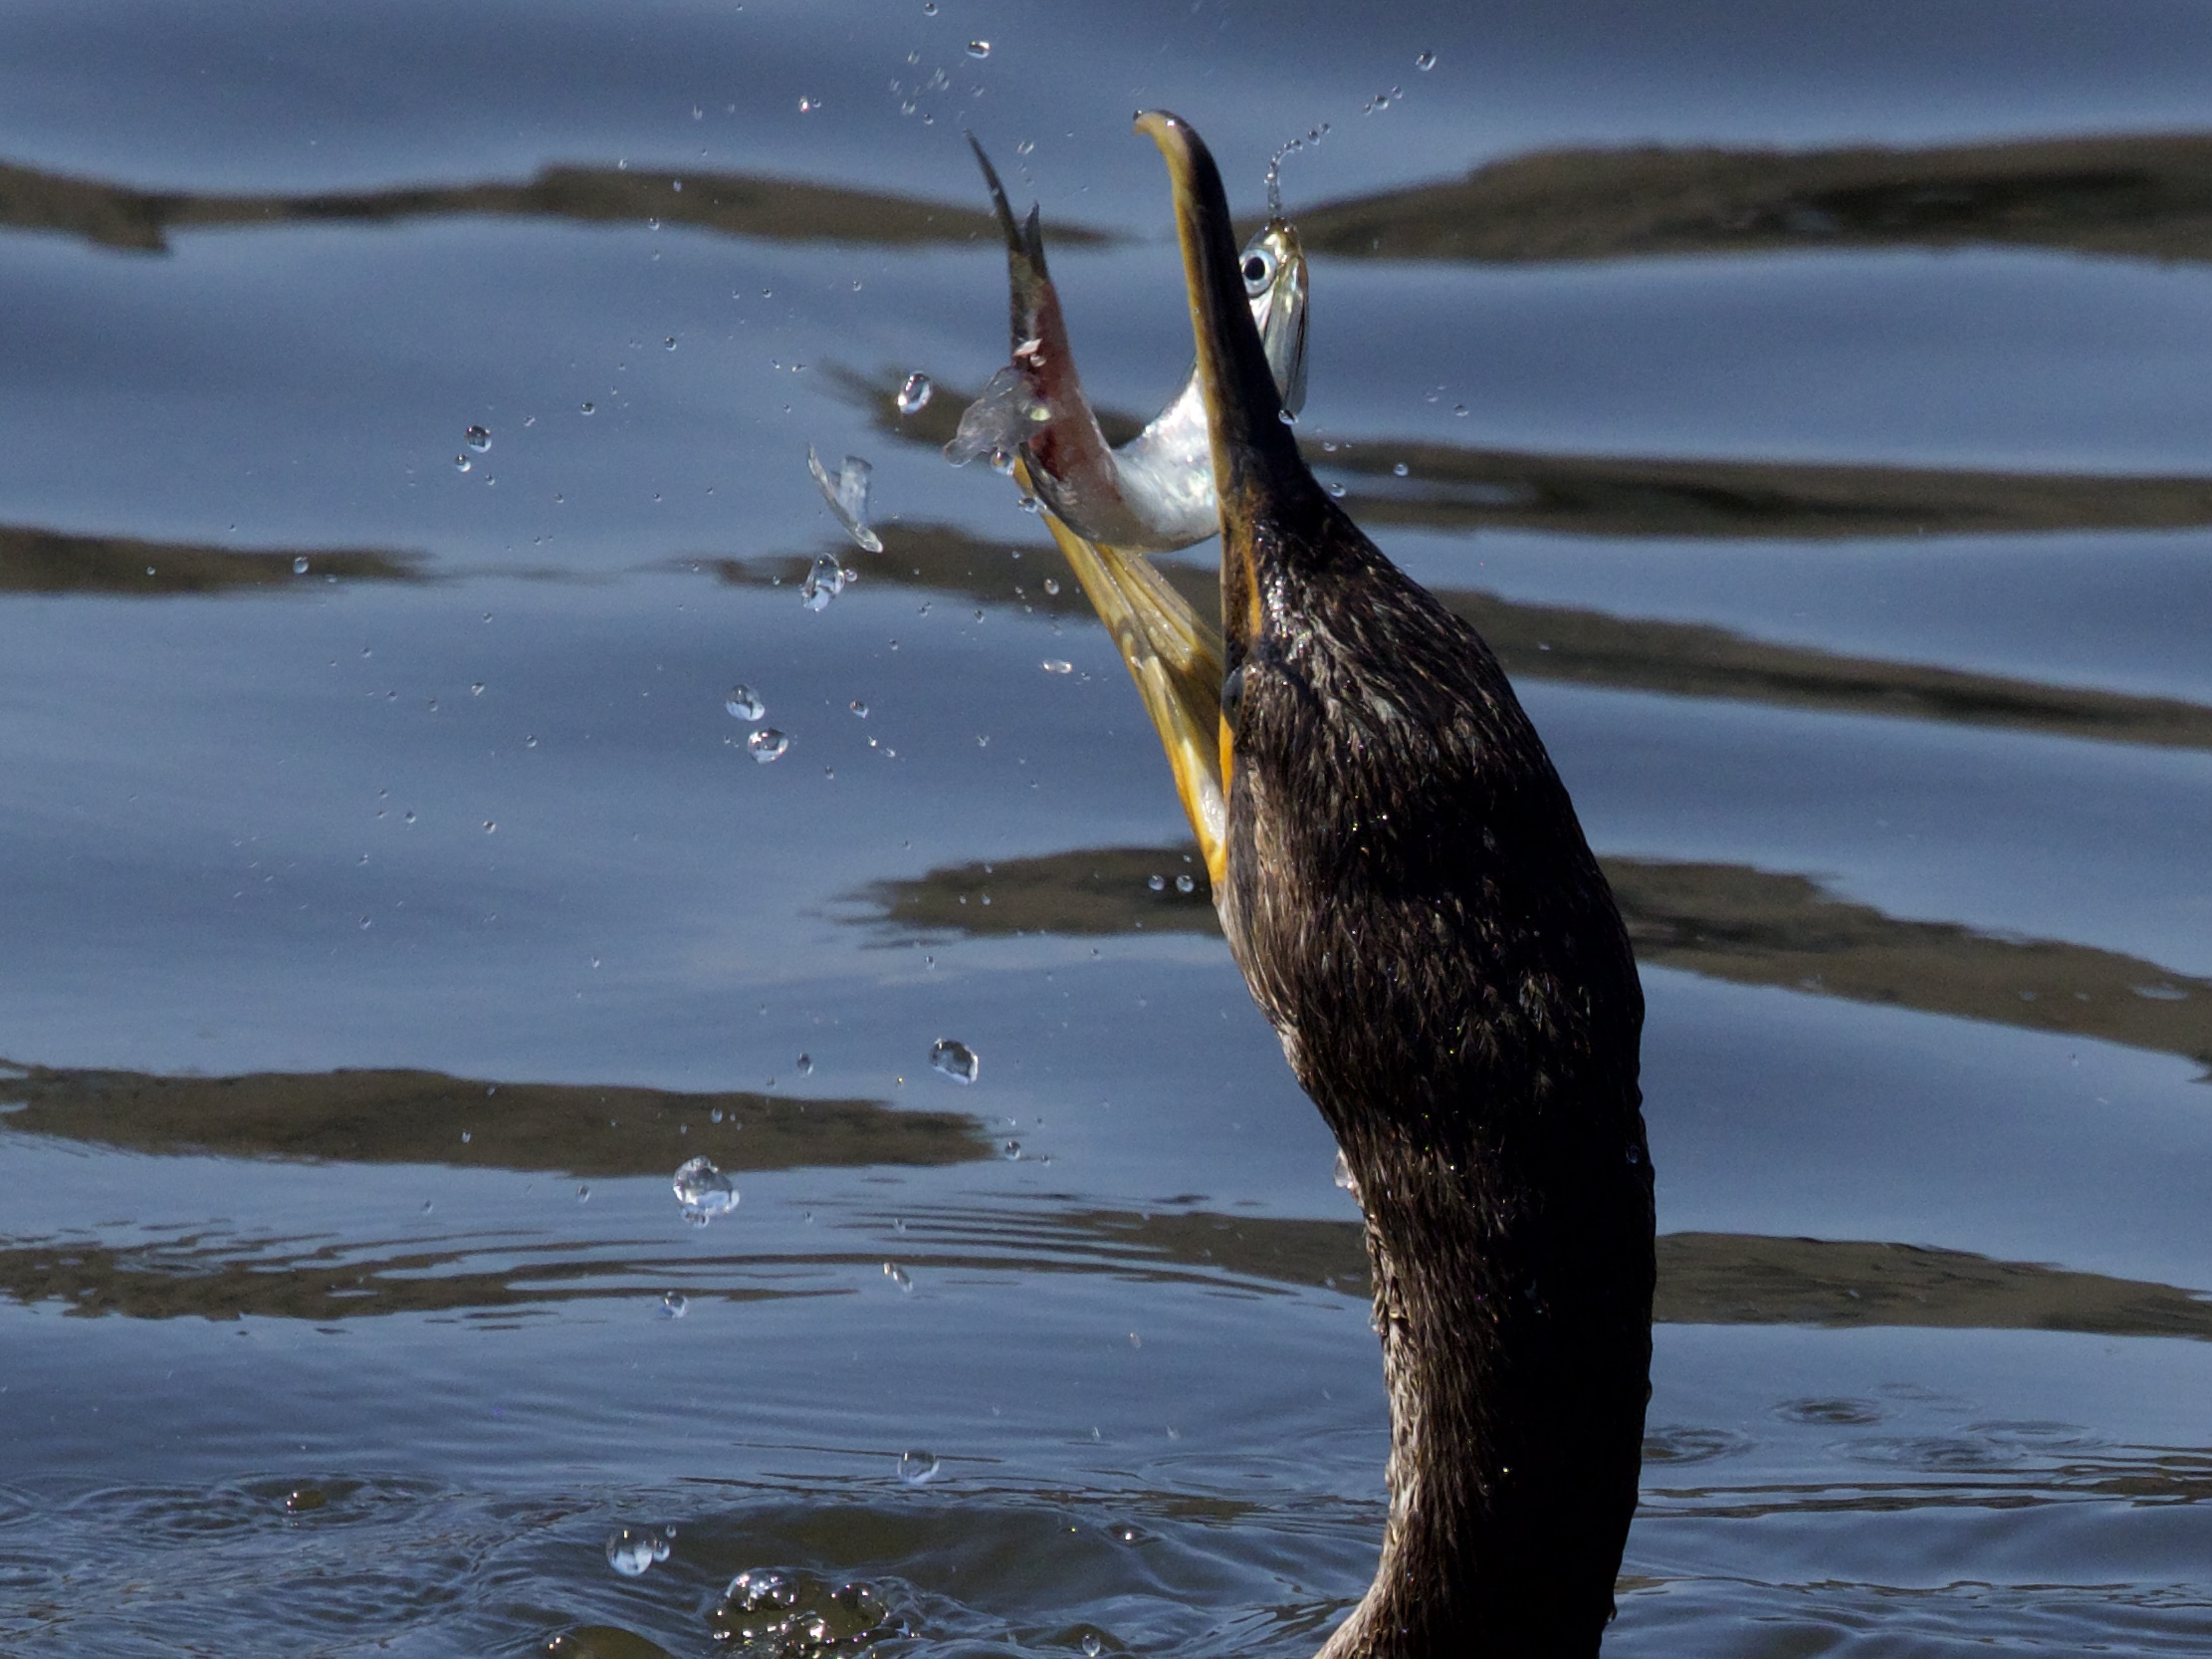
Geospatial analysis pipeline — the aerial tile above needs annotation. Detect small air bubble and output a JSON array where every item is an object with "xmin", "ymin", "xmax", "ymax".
[
  {"xmin": 849, "ymin": 698, "xmax": 869, "ymax": 717},
  {"xmin": 966, "ymin": 39, "xmax": 991, "ymax": 57},
  {"xmin": 1041, "ymin": 659, "xmax": 1072, "ymax": 674},
  {"xmin": 580, "ymin": 401, "xmax": 596, "ymax": 415},
  {"xmin": 1175, "ymin": 873, "xmax": 1195, "ymax": 893},
  {"xmin": 1417, "ymin": 50, "xmax": 1437, "ymax": 70},
  {"xmin": 898, "ymin": 1449, "xmax": 940, "ymax": 1484},
  {"xmin": 454, "ymin": 454, "xmax": 472, "ymax": 472},
  {"xmin": 464, "ymin": 425, "xmax": 492, "ymax": 452},
  {"xmin": 1393, "ymin": 461, "xmax": 1410, "ymax": 477},
  {"xmin": 897, "ymin": 372, "xmax": 934, "ymax": 415},
  {"xmin": 796, "ymin": 1054, "xmax": 813, "ymax": 1074},
  {"xmin": 1042, "ymin": 578, "xmax": 1060, "ymax": 595},
  {"xmin": 1148, "ymin": 874, "xmax": 1165, "ymax": 891},
  {"xmin": 660, "ymin": 1292, "xmax": 688, "ymax": 1318},
  {"xmin": 726, "ymin": 685, "xmax": 766, "ymax": 721},
  {"xmin": 748, "ymin": 728, "xmax": 790, "ymax": 763},
  {"xmin": 292, "ymin": 557, "xmax": 310, "ymax": 576}
]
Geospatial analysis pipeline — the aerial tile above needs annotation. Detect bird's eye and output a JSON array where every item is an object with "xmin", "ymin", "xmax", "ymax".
[{"xmin": 1241, "ymin": 251, "xmax": 1273, "ymax": 293}]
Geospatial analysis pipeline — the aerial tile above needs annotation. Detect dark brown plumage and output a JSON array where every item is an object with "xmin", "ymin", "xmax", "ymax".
[{"xmin": 1139, "ymin": 113, "xmax": 1656, "ymax": 1658}]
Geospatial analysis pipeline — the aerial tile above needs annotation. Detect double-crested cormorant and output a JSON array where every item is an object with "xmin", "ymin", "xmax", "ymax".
[
  {"xmin": 1023, "ymin": 116, "xmax": 1657, "ymax": 1657},
  {"xmin": 948, "ymin": 134, "xmax": 1309, "ymax": 553}
]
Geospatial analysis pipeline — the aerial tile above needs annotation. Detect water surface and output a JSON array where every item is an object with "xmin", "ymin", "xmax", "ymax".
[{"xmin": 2, "ymin": 3, "xmax": 2208, "ymax": 1655}]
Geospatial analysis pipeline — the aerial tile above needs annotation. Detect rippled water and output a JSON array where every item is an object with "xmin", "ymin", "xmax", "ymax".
[{"xmin": 2, "ymin": 2, "xmax": 2209, "ymax": 1654}]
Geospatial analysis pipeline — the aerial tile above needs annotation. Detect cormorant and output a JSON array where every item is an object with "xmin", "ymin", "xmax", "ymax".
[{"xmin": 1039, "ymin": 114, "xmax": 1657, "ymax": 1658}]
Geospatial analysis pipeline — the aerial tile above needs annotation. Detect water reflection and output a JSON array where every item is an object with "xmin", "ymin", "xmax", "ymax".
[
  {"xmin": 849, "ymin": 846, "xmax": 2212, "ymax": 1068},
  {"xmin": 0, "ymin": 1061, "xmax": 989, "ymax": 1173},
  {"xmin": 847, "ymin": 366, "xmax": 2212, "ymax": 544},
  {"xmin": 714, "ymin": 515, "xmax": 2212, "ymax": 753},
  {"xmin": 0, "ymin": 523, "xmax": 423, "ymax": 593},
  {"xmin": 1291, "ymin": 131, "xmax": 2212, "ymax": 266},
  {"xmin": 0, "ymin": 156, "xmax": 1107, "ymax": 256}
]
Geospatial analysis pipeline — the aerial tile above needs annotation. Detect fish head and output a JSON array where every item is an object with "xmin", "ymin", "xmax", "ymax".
[{"xmin": 1239, "ymin": 218, "xmax": 1309, "ymax": 418}]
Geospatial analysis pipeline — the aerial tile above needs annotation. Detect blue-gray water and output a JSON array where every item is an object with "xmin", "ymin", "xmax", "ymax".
[{"xmin": 2, "ymin": 3, "xmax": 2209, "ymax": 1654}]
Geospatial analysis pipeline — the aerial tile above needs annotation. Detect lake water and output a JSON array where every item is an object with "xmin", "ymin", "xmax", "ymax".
[{"xmin": 2, "ymin": 2, "xmax": 2209, "ymax": 1654}]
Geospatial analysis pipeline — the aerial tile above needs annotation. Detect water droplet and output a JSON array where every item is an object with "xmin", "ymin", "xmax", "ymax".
[
  {"xmin": 726, "ymin": 685, "xmax": 766, "ymax": 721},
  {"xmin": 1041, "ymin": 578, "xmax": 1060, "ymax": 595},
  {"xmin": 748, "ymin": 728, "xmax": 789, "ymax": 763},
  {"xmin": 454, "ymin": 454, "xmax": 472, "ymax": 472},
  {"xmin": 660, "ymin": 1292, "xmax": 689, "ymax": 1318},
  {"xmin": 606, "ymin": 1527, "xmax": 661, "ymax": 1576},
  {"xmin": 1326, "ymin": 482, "xmax": 1346, "ymax": 499},
  {"xmin": 1082, "ymin": 1637, "xmax": 1103, "ymax": 1658},
  {"xmin": 966, "ymin": 39, "xmax": 991, "ymax": 57},
  {"xmin": 1393, "ymin": 461, "xmax": 1410, "ymax": 477},
  {"xmin": 464, "ymin": 424, "xmax": 492, "ymax": 452},
  {"xmin": 884, "ymin": 1262, "xmax": 913, "ymax": 1292},
  {"xmin": 922, "ymin": 0, "xmax": 936, "ymax": 12},
  {"xmin": 580, "ymin": 401, "xmax": 595, "ymax": 415},
  {"xmin": 1175, "ymin": 873, "xmax": 1195, "ymax": 894},
  {"xmin": 292, "ymin": 556, "xmax": 310, "ymax": 576},
  {"xmin": 482, "ymin": 820, "xmax": 497, "ymax": 833},
  {"xmin": 1000, "ymin": 1139, "xmax": 1020, "ymax": 1160},
  {"xmin": 1417, "ymin": 50, "xmax": 1437, "ymax": 70},
  {"xmin": 1333, "ymin": 1148, "xmax": 1357, "ymax": 1192},
  {"xmin": 796, "ymin": 1053, "xmax": 813, "ymax": 1074},
  {"xmin": 896, "ymin": 372, "xmax": 935, "ymax": 415},
  {"xmin": 1147, "ymin": 874, "xmax": 1165, "ymax": 892},
  {"xmin": 929, "ymin": 1038, "xmax": 980, "ymax": 1083},
  {"xmin": 673, "ymin": 1155, "xmax": 739, "ymax": 1223},
  {"xmin": 797, "ymin": 97, "xmax": 817, "ymax": 114},
  {"xmin": 470, "ymin": 682, "xmax": 485, "ymax": 696},
  {"xmin": 1041, "ymin": 659, "xmax": 1072, "ymax": 674},
  {"xmin": 576, "ymin": 1183, "xmax": 590, "ymax": 1201},
  {"xmin": 800, "ymin": 554, "xmax": 848, "ymax": 611},
  {"xmin": 849, "ymin": 698, "xmax": 869, "ymax": 717},
  {"xmin": 897, "ymin": 1449, "xmax": 940, "ymax": 1484},
  {"xmin": 664, "ymin": 336, "xmax": 677, "ymax": 351}
]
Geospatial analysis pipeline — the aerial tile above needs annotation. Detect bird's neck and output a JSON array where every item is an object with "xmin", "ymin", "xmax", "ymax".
[{"xmin": 1316, "ymin": 1117, "xmax": 1654, "ymax": 1659}]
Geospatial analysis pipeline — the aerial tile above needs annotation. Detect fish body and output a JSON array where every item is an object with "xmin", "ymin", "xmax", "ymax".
[{"xmin": 949, "ymin": 136, "xmax": 1307, "ymax": 554}]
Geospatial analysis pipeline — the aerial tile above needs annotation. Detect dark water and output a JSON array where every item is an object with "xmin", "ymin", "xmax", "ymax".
[{"xmin": 3, "ymin": 2, "xmax": 2209, "ymax": 1654}]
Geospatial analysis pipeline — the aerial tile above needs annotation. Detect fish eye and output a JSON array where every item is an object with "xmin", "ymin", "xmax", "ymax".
[{"xmin": 1241, "ymin": 250, "xmax": 1274, "ymax": 292}]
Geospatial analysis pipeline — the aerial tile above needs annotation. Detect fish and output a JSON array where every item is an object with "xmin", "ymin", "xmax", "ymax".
[{"xmin": 946, "ymin": 134, "xmax": 1308, "ymax": 555}]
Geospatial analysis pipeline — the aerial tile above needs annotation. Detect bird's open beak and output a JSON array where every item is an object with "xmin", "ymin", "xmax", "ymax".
[
  {"xmin": 1024, "ymin": 113, "xmax": 1301, "ymax": 895},
  {"xmin": 1134, "ymin": 110, "xmax": 1309, "ymax": 670},
  {"xmin": 1022, "ymin": 466, "xmax": 1228, "ymax": 886}
]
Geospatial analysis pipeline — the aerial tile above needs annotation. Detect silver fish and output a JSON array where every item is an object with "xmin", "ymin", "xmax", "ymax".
[{"xmin": 947, "ymin": 135, "xmax": 1308, "ymax": 554}]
